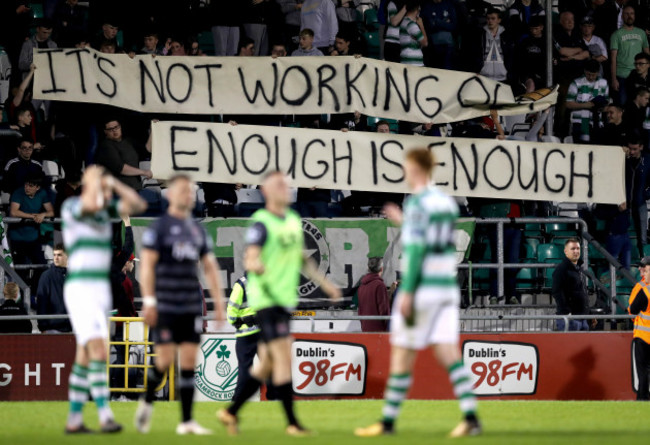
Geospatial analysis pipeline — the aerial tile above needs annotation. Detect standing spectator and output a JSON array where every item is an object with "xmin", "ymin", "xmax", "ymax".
[
  {"xmin": 270, "ymin": 42, "xmax": 288, "ymax": 57},
  {"xmin": 623, "ymin": 87, "xmax": 650, "ymax": 131},
  {"xmin": 383, "ymin": 0, "xmax": 406, "ymax": 62},
  {"xmin": 580, "ymin": 15, "xmax": 608, "ymax": 73},
  {"xmin": 516, "ymin": 16, "xmax": 546, "ymax": 92},
  {"xmin": 277, "ymin": 0, "xmax": 302, "ymax": 51},
  {"xmin": 300, "ymin": 0, "xmax": 338, "ymax": 54},
  {"xmin": 553, "ymin": 11, "xmax": 590, "ymax": 136},
  {"xmin": 53, "ymin": 0, "xmax": 88, "ymax": 48},
  {"xmin": 595, "ymin": 202, "xmax": 632, "ymax": 271},
  {"xmin": 628, "ymin": 261, "xmax": 650, "ymax": 400},
  {"xmin": 94, "ymin": 118, "xmax": 152, "ymax": 193},
  {"xmin": 18, "ymin": 19, "xmax": 57, "ymax": 77},
  {"xmin": 210, "ymin": 0, "xmax": 244, "ymax": 56},
  {"xmin": 421, "ymin": 0, "xmax": 457, "ymax": 69},
  {"xmin": 475, "ymin": 8, "xmax": 513, "ymax": 83},
  {"xmin": 594, "ymin": 103, "xmax": 628, "ymax": 145},
  {"xmin": 611, "ymin": 5, "xmax": 650, "ymax": 104},
  {"xmin": 2, "ymin": 139, "xmax": 44, "ymax": 195},
  {"xmin": 399, "ymin": 1, "xmax": 428, "ymax": 66},
  {"xmin": 334, "ymin": 0, "xmax": 361, "ymax": 37},
  {"xmin": 140, "ymin": 31, "xmax": 163, "ymax": 55},
  {"xmin": 566, "ymin": 59, "xmax": 610, "ymax": 143},
  {"xmin": 552, "ymin": 238, "xmax": 590, "ymax": 331},
  {"xmin": 36, "ymin": 243, "xmax": 71, "ymax": 333},
  {"xmin": 291, "ymin": 28, "xmax": 324, "ymax": 56},
  {"xmin": 626, "ymin": 52, "xmax": 650, "ymax": 100},
  {"xmin": 357, "ymin": 258, "xmax": 392, "ymax": 332},
  {"xmin": 0, "ymin": 283, "xmax": 31, "ymax": 334},
  {"xmin": 243, "ymin": 0, "xmax": 272, "ymax": 56},
  {"xmin": 625, "ymin": 133, "xmax": 650, "ymax": 258},
  {"xmin": 92, "ymin": 19, "xmax": 119, "ymax": 51},
  {"xmin": 508, "ymin": 0, "xmax": 545, "ymax": 40}
]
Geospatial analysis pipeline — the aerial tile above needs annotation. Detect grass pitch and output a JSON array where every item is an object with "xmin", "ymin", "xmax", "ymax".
[{"xmin": 0, "ymin": 400, "xmax": 647, "ymax": 445}]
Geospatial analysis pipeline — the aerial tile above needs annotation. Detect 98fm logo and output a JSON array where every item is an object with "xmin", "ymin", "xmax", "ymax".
[
  {"xmin": 462, "ymin": 341, "xmax": 539, "ymax": 396},
  {"xmin": 291, "ymin": 341, "xmax": 367, "ymax": 396}
]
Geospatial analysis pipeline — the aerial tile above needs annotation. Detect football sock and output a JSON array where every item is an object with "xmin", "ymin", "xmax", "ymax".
[
  {"xmin": 276, "ymin": 382, "xmax": 299, "ymax": 427},
  {"xmin": 381, "ymin": 373, "xmax": 412, "ymax": 431},
  {"xmin": 228, "ymin": 376, "xmax": 261, "ymax": 416},
  {"xmin": 179, "ymin": 370, "xmax": 195, "ymax": 423},
  {"xmin": 145, "ymin": 365, "xmax": 165, "ymax": 404},
  {"xmin": 88, "ymin": 360, "xmax": 113, "ymax": 424},
  {"xmin": 448, "ymin": 361, "xmax": 478, "ymax": 420},
  {"xmin": 67, "ymin": 363, "xmax": 89, "ymax": 428}
]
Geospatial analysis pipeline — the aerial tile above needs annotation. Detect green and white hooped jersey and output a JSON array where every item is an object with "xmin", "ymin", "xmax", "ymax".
[
  {"xmin": 400, "ymin": 187, "xmax": 458, "ymax": 294},
  {"xmin": 61, "ymin": 197, "xmax": 119, "ymax": 283}
]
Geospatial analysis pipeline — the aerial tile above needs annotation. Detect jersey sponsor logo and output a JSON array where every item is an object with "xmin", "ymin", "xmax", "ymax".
[
  {"xmin": 142, "ymin": 229, "xmax": 156, "ymax": 246},
  {"xmin": 299, "ymin": 221, "xmax": 330, "ymax": 297},
  {"xmin": 195, "ymin": 337, "xmax": 239, "ymax": 401},
  {"xmin": 171, "ymin": 241, "xmax": 200, "ymax": 261},
  {"xmin": 462, "ymin": 341, "xmax": 539, "ymax": 396},
  {"xmin": 291, "ymin": 340, "xmax": 367, "ymax": 396}
]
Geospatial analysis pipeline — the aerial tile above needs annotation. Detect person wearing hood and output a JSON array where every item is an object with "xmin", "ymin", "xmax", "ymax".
[
  {"xmin": 36, "ymin": 243, "xmax": 72, "ymax": 333},
  {"xmin": 476, "ymin": 8, "xmax": 514, "ymax": 83},
  {"xmin": 357, "ymin": 257, "xmax": 393, "ymax": 332}
]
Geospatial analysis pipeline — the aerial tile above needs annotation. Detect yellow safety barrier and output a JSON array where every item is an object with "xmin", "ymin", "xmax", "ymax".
[{"xmin": 107, "ymin": 317, "xmax": 175, "ymax": 400}]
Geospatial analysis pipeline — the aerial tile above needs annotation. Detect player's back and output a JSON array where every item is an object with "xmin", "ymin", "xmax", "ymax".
[
  {"xmin": 402, "ymin": 187, "xmax": 459, "ymax": 289},
  {"xmin": 142, "ymin": 213, "xmax": 209, "ymax": 315},
  {"xmin": 61, "ymin": 196, "xmax": 116, "ymax": 281},
  {"xmin": 247, "ymin": 208, "xmax": 303, "ymax": 311}
]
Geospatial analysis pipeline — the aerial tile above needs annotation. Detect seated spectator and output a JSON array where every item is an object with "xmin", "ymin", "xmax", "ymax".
[
  {"xmin": 270, "ymin": 42, "xmax": 288, "ymax": 57},
  {"xmin": 300, "ymin": 0, "xmax": 338, "ymax": 54},
  {"xmin": 399, "ymin": 0, "xmax": 428, "ymax": 66},
  {"xmin": 36, "ymin": 244, "xmax": 71, "ymax": 333},
  {"xmin": 140, "ymin": 31, "xmax": 162, "ymax": 55},
  {"xmin": 168, "ymin": 37, "xmax": 187, "ymax": 56},
  {"xmin": 329, "ymin": 32, "xmax": 356, "ymax": 56},
  {"xmin": 623, "ymin": 87, "xmax": 650, "ymax": 133},
  {"xmin": 421, "ymin": 0, "xmax": 457, "ymax": 69},
  {"xmin": 626, "ymin": 52, "xmax": 650, "ymax": 101},
  {"xmin": 99, "ymin": 40, "xmax": 117, "ymax": 54},
  {"xmin": 357, "ymin": 258, "xmax": 392, "ymax": 332},
  {"xmin": 552, "ymin": 238, "xmax": 590, "ymax": 331},
  {"xmin": 238, "ymin": 37, "xmax": 256, "ymax": 57},
  {"xmin": 203, "ymin": 183, "xmax": 241, "ymax": 217},
  {"xmin": 508, "ymin": 0, "xmax": 545, "ymax": 39},
  {"xmin": 13, "ymin": 105, "xmax": 37, "ymax": 142},
  {"xmin": 0, "ymin": 283, "xmax": 32, "ymax": 334},
  {"xmin": 594, "ymin": 103, "xmax": 628, "ymax": 146},
  {"xmin": 580, "ymin": 15, "xmax": 608, "ymax": 73},
  {"xmin": 19, "ymin": 19, "xmax": 57, "ymax": 77},
  {"xmin": 2, "ymin": 139, "xmax": 44, "ymax": 195},
  {"xmin": 515, "ymin": 16, "xmax": 546, "ymax": 92},
  {"xmin": 92, "ymin": 18, "xmax": 119, "ymax": 51},
  {"xmin": 566, "ymin": 59, "xmax": 609, "ymax": 143},
  {"xmin": 94, "ymin": 118, "xmax": 152, "ymax": 193},
  {"xmin": 376, "ymin": 120, "xmax": 391, "ymax": 133},
  {"xmin": 291, "ymin": 28, "xmax": 324, "ymax": 56},
  {"xmin": 475, "ymin": 8, "xmax": 512, "ymax": 82},
  {"xmin": 331, "ymin": 111, "xmax": 367, "ymax": 132}
]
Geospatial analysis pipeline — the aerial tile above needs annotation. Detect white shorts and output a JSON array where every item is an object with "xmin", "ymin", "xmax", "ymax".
[
  {"xmin": 64, "ymin": 280, "xmax": 111, "ymax": 346},
  {"xmin": 390, "ymin": 287, "xmax": 460, "ymax": 350}
]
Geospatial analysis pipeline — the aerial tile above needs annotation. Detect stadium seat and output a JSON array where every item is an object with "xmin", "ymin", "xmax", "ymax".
[
  {"xmin": 523, "ymin": 221, "xmax": 543, "ymax": 239},
  {"xmin": 541, "ymin": 135, "xmax": 561, "ymax": 143},
  {"xmin": 197, "ymin": 31, "xmax": 215, "ymax": 55},
  {"xmin": 364, "ymin": 32, "xmax": 381, "ymax": 59},
  {"xmin": 643, "ymin": 245, "xmax": 650, "ymax": 258},
  {"xmin": 537, "ymin": 243, "xmax": 562, "ymax": 263},
  {"xmin": 364, "ymin": 8, "xmax": 379, "ymax": 31},
  {"xmin": 42, "ymin": 160, "xmax": 64, "ymax": 182},
  {"xmin": 31, "ymin": 3, "xmax": 44, "ymax": 19},
  {"xmin": 139, "ymin": 161, "xmax": 159, "ymax": 188},
  {"xmin": 523, "ymin": 243, "xmax": 537, "ymax": 260}
]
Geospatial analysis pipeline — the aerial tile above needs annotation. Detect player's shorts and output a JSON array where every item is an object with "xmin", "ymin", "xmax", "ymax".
[
  {"xmin": 390, "ymin": 287, "xmax": 460, "ymax": 350},
  {"xmin": 256, "ymin": 306, "xmax": 291, "ymax": 343},
  {"xmin": 151, "ymin": 312, "xmax": 203, "ymax": 344},
  {"xmin": 64, "ymin": 280, "xmax": 111, "ymax": 346}
]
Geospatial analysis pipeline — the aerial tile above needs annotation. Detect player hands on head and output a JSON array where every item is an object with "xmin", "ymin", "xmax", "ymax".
[
  {"xmin": 62, "ymin": 165, "xmax": 147, "ymax": 434},
  {"xmin": 356, "ymin": 148, "xmax": 482, "ymax": 438},
  {"xmin": 217, "ymin": 170, "xmax": 341, "ymax": 437},
  {"xmin": 135, "ymin": 174, "xmax": 226, "ymax": 436}
]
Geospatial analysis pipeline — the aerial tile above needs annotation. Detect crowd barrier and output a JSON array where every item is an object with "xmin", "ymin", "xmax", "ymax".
[{"xmin": 0, "ymin": 331, "xmax": 636, "ymax": 401}]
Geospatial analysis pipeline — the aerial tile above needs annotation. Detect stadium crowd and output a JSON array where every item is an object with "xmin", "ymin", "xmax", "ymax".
[{"xmin": 1, "ymin": 0, "xmax": 650, "ymax": 329}]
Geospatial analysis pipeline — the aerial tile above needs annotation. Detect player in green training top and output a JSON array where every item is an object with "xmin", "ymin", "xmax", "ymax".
[
  {"xmin": 218, "ymin": 170, "xmax": 341, "ymax": 436},
  {"xmin": 355, "ymin": 148, "xmax": 481, "ymax": 438}
]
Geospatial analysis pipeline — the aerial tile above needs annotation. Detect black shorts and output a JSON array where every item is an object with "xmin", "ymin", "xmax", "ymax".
[
  {"xmin": 256, "ymin": 306, "xmax": 291, "ymax": 343},
  {"xmin": 151, "ymin": 312, "xmax": 203, "ymax": 344}
]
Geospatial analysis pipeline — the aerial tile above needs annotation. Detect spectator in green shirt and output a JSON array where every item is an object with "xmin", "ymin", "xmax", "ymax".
[{"xmin": 610, "ymin": 5, "xmax": 650, "ymax": 105}]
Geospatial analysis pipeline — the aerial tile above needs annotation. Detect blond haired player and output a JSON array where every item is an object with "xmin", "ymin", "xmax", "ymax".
[
  {"xmin": 62, "ymin": 166, "xmax": 146, "ymax": 434},
  {"xmin": 355, "ymin": 148, "xmax": 481, "ymax": 438}
]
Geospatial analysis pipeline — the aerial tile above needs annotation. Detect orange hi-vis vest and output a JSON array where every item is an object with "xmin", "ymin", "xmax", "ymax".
[{"xmin": 628, "ymin": 282, "xmax": 650, "ymax": 344}]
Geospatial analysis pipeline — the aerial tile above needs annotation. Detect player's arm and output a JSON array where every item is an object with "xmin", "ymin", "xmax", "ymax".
[
  {"xmin": 244, "ymin": 222, "xmax": 267, "ymax": 274},
  {"xmin": 140, "ymin": 247, "xmax": 160, "ymax": 327},
  {"xmin": 108, "ymin": 176, "xmax": 147, "ymax": 216},
  {"xmin": 202, "ymin": 253, "xmax": 226, "ymax": 324},
  {"xmin": 302, "ymin": 256, "xmax": 341, "ymax": 302}
]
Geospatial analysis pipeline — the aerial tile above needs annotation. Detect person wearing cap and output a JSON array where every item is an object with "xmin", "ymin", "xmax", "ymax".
[
  {"xmin": 627, "ymin": 261, "xmax": 650, "ymax": 400},
  {"xmin": 580, "ymin": 16, "xmax": 607, "ymax": 69},
  {"xmin": 36, "ymin": 243, "xmax": 72, "ymax": 333},
  {"xmin": 18, "ymin": 18, "xmax": 57, "ymax": 77}
]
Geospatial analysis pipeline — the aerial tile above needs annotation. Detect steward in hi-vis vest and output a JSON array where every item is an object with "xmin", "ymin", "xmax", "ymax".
[{"xmin": 628, "ymin": 262, "xmax": 650, "ymax": 401}]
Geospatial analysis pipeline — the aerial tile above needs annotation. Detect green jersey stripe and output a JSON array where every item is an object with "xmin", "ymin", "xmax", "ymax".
[{"xmin": 66, "ymin": 270, "xmax": 110, "ymax": 281}]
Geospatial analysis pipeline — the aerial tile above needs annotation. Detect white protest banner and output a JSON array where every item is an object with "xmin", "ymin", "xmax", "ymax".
[
  {"xmin": 151, "ymin": 121, "xmax": 625, "ymax": 204},
  {"xmin": 32, "ymin": 48, "xmax": 556, "ymax": 123}
]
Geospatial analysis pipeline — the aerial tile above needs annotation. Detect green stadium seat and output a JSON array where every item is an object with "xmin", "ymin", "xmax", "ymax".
[
  {"xmin": 588, "ymin": 244, "xmax": 605, "ymax": 260},
  {"xmin": 198, "ymin": 31, "xmax": 215, "ymax": 55},
  {"xmin": 523, "ymin": 222, "xmax": 543, "ymax": 239},
  {"xmin": 364, "ymin": 8, "xmax": 379, "ymax": 30},
  {"xmin": 364, "ymin": 32, "xmax": 381, "ymax": 59},
  {"xmin": 523, "ymin": 243, "xmax": 536, "ymax": 260},
  {"xmin": 31, "ymin": 3, "xmax": 44, "ymax": 19},
  {"xmin": 537, "ymin": 243, "xmax": 562, "ymax": 262},
  {"xmin": 643, "ymin": 244, "xmax": 650, "ymax": 258}
]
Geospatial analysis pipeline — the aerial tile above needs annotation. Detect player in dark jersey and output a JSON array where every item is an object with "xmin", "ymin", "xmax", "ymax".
[{"xmin": 134, "ymin": 175, "xmax": 225, "ymax": 435}]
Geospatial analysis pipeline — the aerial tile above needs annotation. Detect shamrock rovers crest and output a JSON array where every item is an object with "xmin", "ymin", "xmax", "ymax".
[{"xmin": 195, "ymin": 338, "xmax": 238, "ymax": 400}]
